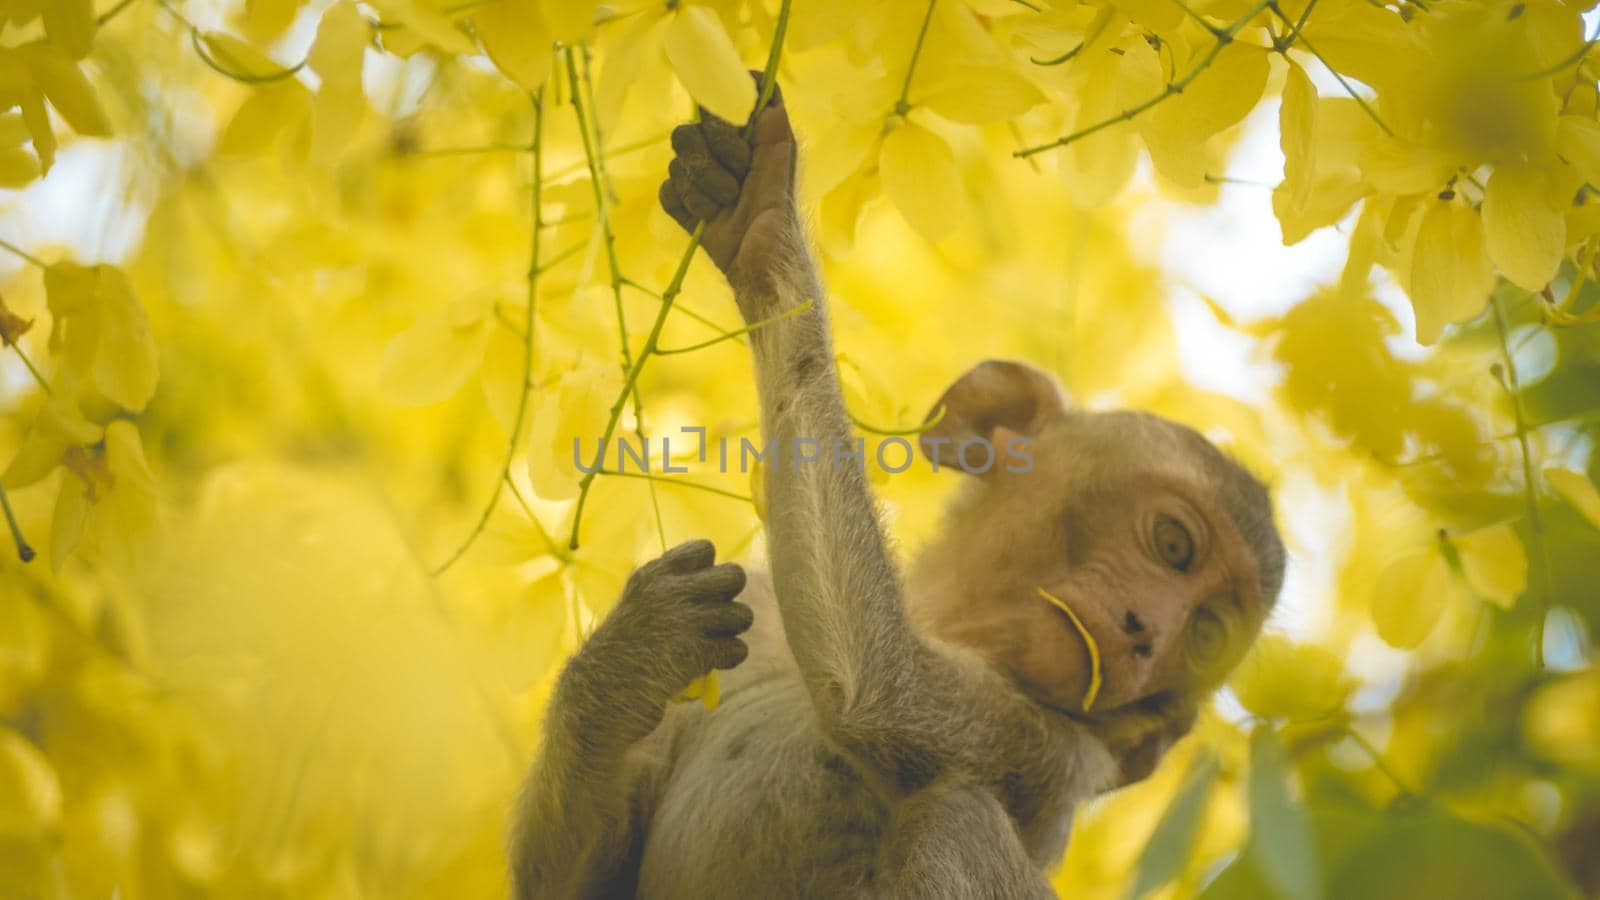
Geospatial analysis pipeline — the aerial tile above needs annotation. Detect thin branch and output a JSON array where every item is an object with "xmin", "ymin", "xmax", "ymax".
[
  {"xmin": 895, "ymin": 0, "xmax": 939, "ymax": 114},
  {"xmin": 849, "ymin": 404, "xmax": 946, "ymax": 437},
  {"xmin": 0, "ymin": 239, "xmax": 47, "ymax": 269},
  {"xmin": 569, "ymin": 45, "xmax": 665, "ymax": 551},
  {"xmin": 1267, "ymin": 2, "xmax": 1395, "ymax": 137},
  {"xmin": 1032, "ymin": 4, "xmax": 1116, "ymax": 66},
  {"xmin": 1345, "ymin": 727, "xmax": 1417, "ymax": 797},
  {"xmin": 7, "ymin": 343, "xmax": 52, "ymax": 394},
  {"xmin": 189, "ymin": 29, "xmax": 306, "ymax": 84},
  {"xmin": 567, "ymin": 0, "xmax": 793, "ymax": 550},
  {"xmin": 1016, "ymin": 0, "xmax": 1273, "ymax": 158},
  {"xmin": 0, "ymin": 483, "xmax": 34, "ymax": 563},
  {"xmin": 1490, "ymin": 292, "xmax": 1552, "ymax": 667},
  {"xmin": 655, "ymin": 300, "xmax": 813, "ymax": 355},
  {"xmin": 503, "ymin": 474, "xmax": 568, "ymax": 562},
  {"xmin": 431, "ymin": 89, "xmax": 544, "ymax": 576},
  {"xmin": 598, "ymin": 469, "xmax": 754, "ymax": 504}
]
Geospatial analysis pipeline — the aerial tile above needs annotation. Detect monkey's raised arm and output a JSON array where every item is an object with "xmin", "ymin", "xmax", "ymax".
[{"xmin": 662, "ymin": 96, "xmax": 979, "ymax": 788}]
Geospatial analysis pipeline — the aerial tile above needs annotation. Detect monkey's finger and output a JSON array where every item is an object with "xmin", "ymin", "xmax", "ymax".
[
  {"xmin": 659, "ymin": 180, "xmax": 695, "ymax": 231},
  {"xmin": 669, "ymin": 154, "xmax": 736, "ymax": 207},
  {"xmin": 699, "ymin": 116, "xmax": 751, "ymax": 178},
  {"xmin": 705, "ymin": 636, "xmax": 749, "ymax": 670},
  {"xmin": 696, "ymin": 165, "xmax": 740, "ymax": 207},
  {"xmin": 658, "ymin": 538, "xmax": 717, "ymax": 574},
  {"xmin": 685, "ymin": 562, "xmax": 747, "ymax": 601},
  {"xmin": 671, "ymin": 124, "xmax": 719, "ymax": 171},
  {"xmin": 675, "ymin": 179, "xmax": 724, "ymax": 224},
  {"xmin": 702, "ymin": 600, "xmax": 754, "ymax": 638}
]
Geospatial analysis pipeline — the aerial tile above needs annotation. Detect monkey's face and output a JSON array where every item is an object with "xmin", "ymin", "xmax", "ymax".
[{"xmin": 912, "ymin": 361, "xmax": 1283, "ymax": 783}]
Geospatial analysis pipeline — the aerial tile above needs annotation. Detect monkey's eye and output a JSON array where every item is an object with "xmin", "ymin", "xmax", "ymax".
[
  {"xmin": 1153, "ymin": 516, "xmax": 1195, "ymax": 571},
  {"xmin": 1187, "ymin": 608, "xmax": 1226, "ymax": 664}
]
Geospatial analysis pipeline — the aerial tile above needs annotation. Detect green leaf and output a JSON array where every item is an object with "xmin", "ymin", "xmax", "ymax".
[
  {"xmin": 1328, "ymin": 809, "xmax": 1578, "ymax": 900},
  {"xmin": 1245, "ymin": 726, "xmax": 1322, "ymax": 900},
  {"xmin": 1128, "ymin": 752, "xmax": 1219, "ymax": 899}
]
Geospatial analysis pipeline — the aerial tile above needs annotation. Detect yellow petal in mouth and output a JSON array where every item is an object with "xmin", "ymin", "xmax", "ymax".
[{"xmin": 1037, "ymin": 587, "xmax": 1102, "ymax": 713}]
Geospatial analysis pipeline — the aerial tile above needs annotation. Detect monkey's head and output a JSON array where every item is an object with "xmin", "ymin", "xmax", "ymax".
[{"xmin": 907, "ymin": 360, "xmax": 1285, "ymax": 785}]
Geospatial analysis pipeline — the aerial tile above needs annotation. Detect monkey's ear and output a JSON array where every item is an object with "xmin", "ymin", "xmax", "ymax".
[{"xmin": 918, "ymin": 360, "xmax": 1067, "ymax": 467}]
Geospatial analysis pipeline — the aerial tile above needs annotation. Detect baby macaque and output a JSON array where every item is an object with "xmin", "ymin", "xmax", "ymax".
[{"xmin": 511, "ymin": 82, "xmax": 1284, "ymax": 899}]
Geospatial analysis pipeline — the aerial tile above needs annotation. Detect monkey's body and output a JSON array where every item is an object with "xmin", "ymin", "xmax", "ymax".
[
  {"xmin": 632, "ymin": 578, "xmax": 1108, "ymax": 899},
  {"xmin": 510, "ymin": 85, "xmax": 1283, "ymax": 899}
]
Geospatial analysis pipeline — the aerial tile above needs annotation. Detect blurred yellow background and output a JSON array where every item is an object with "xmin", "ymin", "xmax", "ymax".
[{"xmin": 2, "ymin": 0, "xmax": 1599, "ymax": 897}]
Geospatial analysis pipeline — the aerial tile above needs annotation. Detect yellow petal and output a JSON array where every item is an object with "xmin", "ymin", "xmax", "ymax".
[
  {"xmin": 96, "ymin": 419, "xmax": 160, "ymax": 574},
  {"xmin": 1482, "ymin": 162, "xmax": 1567, "ymax": 291},
  {"xmin": 1279, "ymin": 62, "xmax": 1316, "ymax": 212},
  {"xmin": 663, "ymin": 5, "xmax": 755, "ymax": 124},
  {"xmin": 379, "ymin": 296, "xmax": 494, "ymax": 405},
  {"xmin": 1546, "ymin": 467, "xmax": 1600, "ymax": 530},
  {"xmin": 880, "ymin": 120, "xmax": 961, "ymax": 243},
  {"xmin": 1453, "ymin": 523, "xmax": 1526, "ymax": 609},
  {"xmin": 243, "ymin": 0, "xmax": 305, "ymax": 42},
  {"xmin": 1372, "ymin": 547, "xmax": 1457, "ymax": 649},
  {"xmin": 0, "ymin": 112, "xmax": 28, "ymax": 146},
  {"xmin": 198, "ymin": 31, "xmax": 292, "ymax": 80},
  {"xmin": 539, "ymin": 0, "xmax": 599, "ymax": 43},
  {"xmin": 21, "ymin": 85, "xmax": 55, "ymax": 173},
  {"xmin": 309, "ymin": 2, "xmax": 368, "ymax": 163},
  {"xmin": 1061, "ymin": 44, "xmax": 1146, "ymax": 207},
  {"xmin": 1231, "ymin": 635, "xmax": 1352, "ymax": 720},
  {"xmin": 529, "ymin": 364, "xmax": 621, "ymax": 500},
  {"xmin": 365, "ymin": 0, "xmax": 476, "ymax": 54},
  {"xmin": 20, "ymin": 43, "xmax": 109, "ymax": 136},
  {"xmin": 91, "ymin": 266, "xmax": 158, "ymax": 412},
  {"xmin": 0, "ymin": 147, "xmax": 38, "ymax": 187},
  {"xmin": 1557, "ymin": 115, "xmax": 1600, "ymax": 186},
  {"xmin": 0, "ymin": 728, "xmax": 61, "ymax": 840},
  {"xmin": 50, "ymin": 472, "xmax": 91, "ymax": 573},
  {"xmin": 497, "ymin": 571, "xmax": 568, "ymax": 691},
  {"xmin": 476, "ymin": 0, "xmax": 554, "ymax": 91},
  {"xmin": 42, "ymin": 0, "xmax": 96, "ymax": 60},
  {"xmin": 217, "ymin": 80, "xmax": 313, "ymax": 157},
  {"xmin": 918, "ymin": 65, "xmax": 1045, "ymax": 124},
  {"xmin": 675, "ymin": 671, "xmax": 721, "ymax": 710},
  {"xmin": 1409, "ymin": 199, "xmax": 1495, "ymax": 344},
  {"xmin": 1, "ymin": 392, "xmax": 102, "ymax": 489}
]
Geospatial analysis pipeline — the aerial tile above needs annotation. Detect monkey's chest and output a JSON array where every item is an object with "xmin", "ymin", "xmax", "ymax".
[{"xmin": 636, "ymin": 679, "xmax": 889, "ymax": 900}]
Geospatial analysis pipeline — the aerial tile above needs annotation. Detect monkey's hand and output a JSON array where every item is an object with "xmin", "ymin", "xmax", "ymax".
[
  {"xmin": 567, "ymin": 540, "xmax": 752, "ymax": 747},
  {"xmin": 659, "ymin": 77, "xmax": 798, "ymax": 312}
]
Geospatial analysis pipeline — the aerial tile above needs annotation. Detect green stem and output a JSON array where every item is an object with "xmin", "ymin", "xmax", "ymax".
[
  {"xmin": 1266, "ymin": 3, "xmax": 1394, "ymax": 137},
  {"xmin": 0, "ymin": 238, "xmax": 47, "ymax": 269},
  {"xmin": 567, "ymin": 0, "xmax": 794, "ymax": 551},
  {"xmin": 598, "ymin": 469, "xmax": 753, "ymax": 504},
  {"xmin": 189, "ymin": 28, "xmax": 307, "ymax": 85},
  {"xmin": 504, "ymin": 474, "xmax": 568, "ymax": 563},
  {"xmin": 654, "ymin": 300, "xmax": 813, "ymax": 355},
  {"xmin": 431, "ymin": 89, "xmax": 544, "ymax": 576},
  {"xmin": 1031, "ymin": 4, "xmax": 1114, "ymax": 66},
  {"xmin": 1016, "ymin": 0, "xmax": 1273, "ymax": 158},
  {"xmin": 896, "ymin": 0, "xmax": 939, "ymax": 113},
  {"xmin": 0, "ymin": 483, "xmax": 34, "ymax": 564},
  {"xmin": 849, "ymin": 403, "xmax": 946, "ymax": 437},
  {"xmin": 1491, "ymin": 292, "xmax": 1551, "ymax": 667},
  {"xmin": 568, "ymin": 45, "xmax": 665, "ymax": 551},
  {"xmin": 7, "ymin": 343, "xmax": 51, "ymax": 394},
  {"xmin": 1345, "ymin": 727, "xmax": 1416, "ymax": 797}
]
